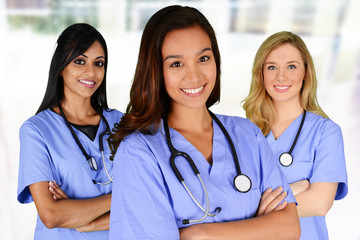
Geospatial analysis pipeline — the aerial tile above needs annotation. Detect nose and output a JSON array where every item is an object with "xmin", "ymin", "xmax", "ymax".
[
  {"xmin": 277, "ymin": 68, "xmax": 287, "ymax": 82},
  {"xmin": 85, "ymin": 64, "xmax": 96, "ymax": 77},
  {"xmin": 185, "ymin": 64, "xmax": 200, "ymax": 82}
]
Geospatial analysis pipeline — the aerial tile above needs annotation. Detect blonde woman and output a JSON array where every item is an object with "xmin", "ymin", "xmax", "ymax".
[{"xmin": 243, "ymin": 31, "xmax": 348, "ymax": 240}]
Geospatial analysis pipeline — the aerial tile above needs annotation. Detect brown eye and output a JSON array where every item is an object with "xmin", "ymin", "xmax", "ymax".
[
  {"xmin": 95, "ymin": 61, "xmax": 104, "ymax": 67},
  {"xmin": 74, "ymin": 59, "xmax": 85, "ymax": 65},
  {"xmin": 170, "ymin": 61, "xmax": 183, "ymax": 68},
  {"xmin": 199, "ymin": 56, "xmax": 209, "ymax": 62}
]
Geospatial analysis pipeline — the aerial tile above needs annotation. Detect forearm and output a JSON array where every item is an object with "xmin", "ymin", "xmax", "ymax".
[
  {"xmin": 76, "ymin": 212, "xmax": 110, "ymax": 232},
  {"xmin": 180, "ymin": 203, "xmax": 300, "ymax": 240},
  {"xmin": 48, "ymin": 194, "xmax": 111, "ymax": 228},
  {"xmin": 30, "ymin": 182, "xmax": 111, "ymax": 229},
  {"xmin": 294, "ymin": 182, "xmax": 338, "ymax": 217}
]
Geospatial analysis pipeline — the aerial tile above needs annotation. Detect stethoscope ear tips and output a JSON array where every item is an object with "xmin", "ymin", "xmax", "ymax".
[
  {"xmin": 215, "ymin": 207, "xmax": 222, "ymax": 213},
  {"xmin": 279, "ymin": 152, "xmax": 293, "ymax": 167},
  {"xmin": 233, "ymin": 174, "xmax": 252, "ymax": 193}
]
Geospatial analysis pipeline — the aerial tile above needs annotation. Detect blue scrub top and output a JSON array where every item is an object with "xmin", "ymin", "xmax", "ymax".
[
  {"xmin": 17, "ymin": 108, "xmax": 123, "ymax": 240},
  {"xmin": 266, "ymin": 111, "xmax": 348, "ymax": 240},
  {"xmin": 109, "ymin": 114, "xmax": 296, "ymax": 240}
]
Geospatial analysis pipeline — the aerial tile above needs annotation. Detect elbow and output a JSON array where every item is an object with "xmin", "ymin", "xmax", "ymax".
[
  {"xmin": 317, "ymin": 204, "xmax": 332, "ymax": 216},
  {"xmin": 39, "ymin": 209, "xmax": 61, "ymax": 229}
]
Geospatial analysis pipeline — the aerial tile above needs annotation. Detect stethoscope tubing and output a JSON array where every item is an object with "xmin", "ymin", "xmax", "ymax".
[
  {"xmin": 163, "ymin": 110, "xmax": 251, "ymax": 224},
  {"xmin": 58, "ymin": 104, "xmax": 113, "ymax": 184},
  {"xmin": 279, "ymin": 110, "xmax": 306, "ymax": 167}
]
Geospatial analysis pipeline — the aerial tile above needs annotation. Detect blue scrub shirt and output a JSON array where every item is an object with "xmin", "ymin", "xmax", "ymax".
[
  {"xmin": 17, "ymin": 108, "xmax": 123, "ymax": 240},
  {"xmin": 266, "ymin": 111, "xmax": 348, "ymax": 240},
  {"xmin": 110, "ymin": 114, "xmax": 296, "ymax": 240}
]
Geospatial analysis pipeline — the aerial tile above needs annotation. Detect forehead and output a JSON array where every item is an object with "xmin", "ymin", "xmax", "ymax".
[
  {"xmin": 162, "ymin": 26, "xmax": 211, "ymax": 54},
  {"xmin": 82, "ymin": 41, "xmax": 105, "ymax": 56},
  {"xmin": 266, "ymin": 43, "xmax": 303, "ymax": 62}
]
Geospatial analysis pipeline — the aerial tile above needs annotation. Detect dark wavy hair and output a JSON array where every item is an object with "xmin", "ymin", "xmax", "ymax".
[
  {"xmin": 36, "ymin": 23, "xmax": 109, "ymax": 114},
  {"xmin": 108, "ymin": 5, "xmax": 221, "ymax": 158}
]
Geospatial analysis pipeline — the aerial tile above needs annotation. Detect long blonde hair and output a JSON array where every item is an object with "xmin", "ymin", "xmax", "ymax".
[{"xmin": 242, "ymin": 31, "xmax": 328, "ymax": 136}]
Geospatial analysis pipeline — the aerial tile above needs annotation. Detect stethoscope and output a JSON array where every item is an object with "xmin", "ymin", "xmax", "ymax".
[
  {"xmin": 58, "ymin": 104, "xmax": 113, "ymax": 185},
  {"xmin": 279, "ymin": 110, "xmax": 306, "ymax": 167},
  {"xmin": 163, "ymin": 110, "xmax": 252, "ymax": 224}
]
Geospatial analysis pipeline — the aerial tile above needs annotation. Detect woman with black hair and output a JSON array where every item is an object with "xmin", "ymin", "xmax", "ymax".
[{"xmin": 17, "ymin": 23, "xmax": 122, "ymax": 239}]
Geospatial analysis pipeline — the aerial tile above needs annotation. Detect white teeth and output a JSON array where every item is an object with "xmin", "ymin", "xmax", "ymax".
[
  {"xmin": 182, "ymin": 86, "xmax": 204, "ymax": 94},
  {"xmin": 275, "ymin": 86, "xmax": 289, "ymax": 90},
  {"xmin": 79, "ymin": 80, "xmax": 95, "ymax": 85}
]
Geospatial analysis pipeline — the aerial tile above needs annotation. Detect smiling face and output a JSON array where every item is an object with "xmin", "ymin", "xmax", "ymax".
[
  {"xmin": 263, "ymin": 43, "xmax": 306, "ymax": 107},
  {"xmin": 162, "ymin": 26, "xmax": 216, "ymax": 112},
  {"xmin": 61, "ymin": 41, "xmax": 105, "ymax": 101}
]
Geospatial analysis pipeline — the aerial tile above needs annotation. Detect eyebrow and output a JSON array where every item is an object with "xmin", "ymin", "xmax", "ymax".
[
  {"xmin": 163, "ymin": 47, "xmax": 212, "ymax": 62},
  {"xmin": 264, "ymin": 60, "xmax": 300, "ymax": 65},
  {"xmin": 80, "ymin": 54, "xmax": 105, "ymax": 59}
]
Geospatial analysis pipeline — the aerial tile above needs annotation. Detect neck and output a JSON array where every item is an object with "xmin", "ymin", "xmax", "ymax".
[
  {"xmin": 58, "ymin": 95, "xmax": 100, "ymax": 125},
  {"xmin": 167, "ymin": 105, "xmax": 212, "ymax": 134},
  {"xmin": 273, "ymin": 98, "xmax": 304, "ymax": 124},
  {"xmin": 271, "ymin": 98, "xmax": 304, "ymax": 139}
]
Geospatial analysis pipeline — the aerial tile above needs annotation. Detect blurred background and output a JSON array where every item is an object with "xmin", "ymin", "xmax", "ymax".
[{"xmin": 1, "ymin": 0, "xmax": 359, "ymax": 239}]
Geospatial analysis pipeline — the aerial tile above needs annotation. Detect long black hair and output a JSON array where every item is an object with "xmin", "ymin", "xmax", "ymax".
[{"xmin": 36, "ymin": 23, "xmax": 109, "ymax": 114}]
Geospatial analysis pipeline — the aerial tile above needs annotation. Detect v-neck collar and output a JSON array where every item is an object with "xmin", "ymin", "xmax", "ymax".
[
  {"xmin": 49, "ymin": 108, "xmax": 104, "ymax": 142},
  {"xmin": 163, "ymin": 118, "xmax": 227, "ymax": 177},
  {"xmin": 267, "ymin": 112, "xmax": 305, "ymax": 145}
]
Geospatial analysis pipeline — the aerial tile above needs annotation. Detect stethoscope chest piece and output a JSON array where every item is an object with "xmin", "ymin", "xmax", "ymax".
[
  {"xmin": 278, "ymin": 110, "xmax": 306, "ymax": 168},
  {"xmin": 279, "ymin": 152, "xmax": 293, "ymax": 167},
  {"xmin": 233, "ymin": 174, "xmax": 252, "ymax": 193},
  {"xmin": 88, "ymin": 156, "xmax": 98, "ymax": 171}
]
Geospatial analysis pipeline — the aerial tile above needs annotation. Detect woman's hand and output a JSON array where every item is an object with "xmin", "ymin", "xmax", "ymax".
[
  {"xmin": 290, "ymin": 179, "xmax": 310, "ymax": 196},
  {"xmin": 256, "ymin": 186, "xmax": 287, "ymax": 216},
  {"xmin": 48, "ymin": 181, "xmax": 68, "ymax": 200}
]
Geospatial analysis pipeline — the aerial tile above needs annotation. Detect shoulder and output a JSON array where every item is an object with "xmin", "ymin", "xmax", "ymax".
[
  {"xmin": 20, "ymin": 109, "xmax": 55, "ymax": 135},
  {"xmin": 306, "ymin": 112, "xmax": 342, "ymax": 136},
  {"xmin": 103, "ymin": 108, "xmax": 124, "ymax": 119},
  {"xmin": 118, "ymin": 129, "xmax": 162, "ymax": 158},
  {"xmin": 214, "ymin": 113, "xmax": 262, "ymax": 137}
]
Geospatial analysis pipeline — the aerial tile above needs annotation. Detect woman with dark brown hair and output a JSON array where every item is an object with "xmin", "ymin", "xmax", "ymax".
[{"xmin": 109, "ymin": 5, "xmax": 300, "ymax": 240}]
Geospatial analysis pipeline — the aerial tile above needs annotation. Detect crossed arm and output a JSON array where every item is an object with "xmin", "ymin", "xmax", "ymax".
[
  {"xmin": 29, "ymin": 181, "xmax": 110, "ymax": 232},
  {"xmin": 179, "ymin": 187, "xmax": 300, "ymax": 240},
  {"xmin": 290, "ymin": 180, "xmax": 338, "ymax": 217}
]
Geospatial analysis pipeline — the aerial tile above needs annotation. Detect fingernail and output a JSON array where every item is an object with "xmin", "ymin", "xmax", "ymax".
[
  {"xmin": 266, "ymin": 188, "xmax": 272, "ymax": 192},
  {"xmin": 281, "ymin": 200, "xmax": 287, "ymax": 205},
  {"xmin": 276, "ymin": 186, "xmax": 283, "ymax": 192}
]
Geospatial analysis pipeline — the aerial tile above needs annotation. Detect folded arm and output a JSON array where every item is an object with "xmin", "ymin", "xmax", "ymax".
[
  {"xmin": 29, "ymin": 181, "xmax": 111, "ymax": 229},
  {"xmin": 291, "ymin": 181, "xmax": 338, "ymax": 217},
  {"xmin": 180, "ymin": 202, "xmax": 300, "ymax": 240}
]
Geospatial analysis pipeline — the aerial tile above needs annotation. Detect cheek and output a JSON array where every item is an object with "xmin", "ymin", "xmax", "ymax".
[
  {"xmin": 97, "ymin": 69, "xmax": 105, "ymax": 80},
  {"xmin": 263, "ymin": 74, "xmax": 273, "ymax": 92},
  {"xmin": 163, "ymin": 70, "xmax": 175, "ymax": 96}
]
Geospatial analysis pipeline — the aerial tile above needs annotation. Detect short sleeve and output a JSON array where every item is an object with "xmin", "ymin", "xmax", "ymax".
[
  {"xmin": 310, "ymin": 122, "xmax": 348, "ymax": 200},
  {"xmin": 17, "ymin": 122, "xmax": 57, "ymax": 203},
  {"xmin": 109, "ymin": 135, "xmax": 179, "ymax": 240}
]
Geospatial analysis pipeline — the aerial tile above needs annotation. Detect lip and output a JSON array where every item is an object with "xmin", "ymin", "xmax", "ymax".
[
  {"xmin": 181, "ymin": 84, "xmax": 206, "ymax": 97},
  {"xmin": 79, "ymin": 79, "xmax": 96, "ymax": 88},
  {"xmin": 274, "ymin": 85, "xmax": 291, "ymax": 93}
]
